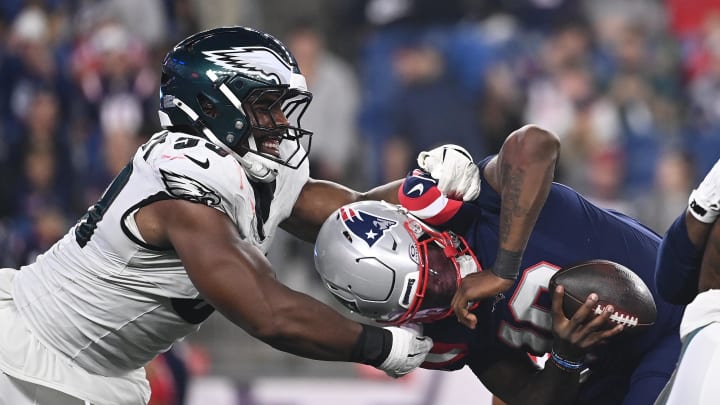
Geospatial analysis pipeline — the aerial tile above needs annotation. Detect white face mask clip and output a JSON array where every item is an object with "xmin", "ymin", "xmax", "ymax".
[{"xmin": 238, "ymin": 135, "xmax": 280, "ymax": 183}]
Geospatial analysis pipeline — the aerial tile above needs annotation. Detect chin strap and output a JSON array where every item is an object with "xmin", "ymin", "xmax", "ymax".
[
  {"xmin": 457, "ymin": 254, "xmax": 479, "ymax": 278},
  {"xmin": 238, "ymin": 154, "xmax": 279, "ymax": 183},
  {"xmin": 239, "ymin": 136, "xmax": 280, "ymax": 183}
]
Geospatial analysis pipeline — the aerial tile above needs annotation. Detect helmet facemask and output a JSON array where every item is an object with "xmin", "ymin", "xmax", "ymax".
[
  {"xmin": 237, "ymin": 85, "xmax": 312, "ymax": 178},
  {"xmin": 158, "ymin": 27, "xmax": 314, "ymax": 183},
  {"xmin": 200, "ymin": 72, "xmax": 313, "ymax": 182},
  {"xmin": 389, "ymin": 217, "xmax": 480, "ymax": 325},
  {"xmin": 314, "ymin": 201, "xmax": 481, "ymax": 326}
]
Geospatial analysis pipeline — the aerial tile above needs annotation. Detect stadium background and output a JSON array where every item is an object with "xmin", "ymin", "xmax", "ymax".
[{"xmin": 1, "ymin": 0, "xmax": 719, "ymax": 404}]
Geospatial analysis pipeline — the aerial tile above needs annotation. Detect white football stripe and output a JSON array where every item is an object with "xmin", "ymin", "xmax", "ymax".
[
  {"xmin": 408, "ymin": 194, "xmax": 451, "ymax": 219},
  {"xmin": 424, "ymin": 349, "xmax": 464, "ymax": 364}
]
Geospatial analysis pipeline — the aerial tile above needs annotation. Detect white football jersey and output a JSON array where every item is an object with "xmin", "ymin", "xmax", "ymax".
[{"xmin": 2, "ymin": 131, "xmax": 309, "ymax": 403}]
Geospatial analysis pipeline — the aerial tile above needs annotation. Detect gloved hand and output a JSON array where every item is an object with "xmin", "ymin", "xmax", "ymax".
[
  {"xmin": 417, "ymin": 144, "xmax": 480, "ymax": 201},
  {"xmin": 377, "ymin": 324, "xmax": 433, "ymax": 378},
  {"xmin": 688, "ymin": 158, "xmax": 720, "ymax": 223}
]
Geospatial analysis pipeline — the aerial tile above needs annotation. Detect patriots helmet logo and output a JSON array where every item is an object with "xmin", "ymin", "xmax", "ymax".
[
  {"xmin": 340, "ymin": 207, "xmax": 397, "ymax": 247},
  {"xmin": 202, "ymin": 46, "xmax": 293, "ymax": 85}
]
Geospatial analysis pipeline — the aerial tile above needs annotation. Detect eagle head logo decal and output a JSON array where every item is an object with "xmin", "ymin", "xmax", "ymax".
[
  {"xmin": 161, "ymin": 169, "xmax": 221, "ymax": 206},
  {"xmin": 202, "ymin": 47, "xmax": 292, "ymax": 84}
]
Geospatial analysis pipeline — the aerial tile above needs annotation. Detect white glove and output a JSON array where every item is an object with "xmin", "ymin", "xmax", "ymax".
[
  {"xmin": 377, "ymin": 324, "xmax": 433, "ymax": 378},
  {"xmin": 688, "ymin": 159, "xmax": 720, "ymax": 223},
  {"xmin": 417, "ymin": 144, "xmax": 481, "ymax": 201}
]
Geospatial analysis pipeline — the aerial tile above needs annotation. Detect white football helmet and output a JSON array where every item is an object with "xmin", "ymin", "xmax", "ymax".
[{"xmin": 314, "ymin": 200, "xmax": 480, "ymax": 324}]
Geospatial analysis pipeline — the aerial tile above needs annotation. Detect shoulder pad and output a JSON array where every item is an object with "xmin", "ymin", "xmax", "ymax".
[{"xmin": 149, "ymin": 134, "xmax": 252, "ymax": 212}]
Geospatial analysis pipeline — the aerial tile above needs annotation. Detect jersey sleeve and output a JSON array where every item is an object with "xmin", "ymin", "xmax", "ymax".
[
  {"xmin": 398, "ymin": 169, "xmax": 463, "ymax": 224},
  {"xmin": 420, "ymin": 317, "xmax": 473, "ymax": 371},
  {"xmin": 654, "ymin": 213, "xmax": 703, "ymax": 305},
  {"xmin": 398, "ymin": 167, "xmax": 485, "ymax": 233},
  {"xmin": 149, "ymin": 138, "xmax": 251, "ymax": 231},
  {"xmin": 420, "ymin": 302, "xmax": 516, "ymax": 374},
  {"xmin": 474, "ymin": 155, "xmax": 502, "ymax": 213}
]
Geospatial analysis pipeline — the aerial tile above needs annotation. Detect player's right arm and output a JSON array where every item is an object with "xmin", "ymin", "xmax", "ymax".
[
  {"xmin": 452, "ymin": 124, "xmax": 560, "ymax": 329},
  {"xmin": 281, "ymin": 178, "xmax": 404, "ymax": 243},
  {"xmin": 136, "ymin": 197, "xmax": 431, "ymax": 375},
  {"xmin": 474, "ymin": 287, "xmax": 622, "ymax": 405},
  {"xmin": 140, "ymin": 198, "xmax": 364, "ymax": 359}
]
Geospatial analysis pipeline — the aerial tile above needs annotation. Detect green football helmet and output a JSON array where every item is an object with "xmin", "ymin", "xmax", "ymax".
[{"xmin": 159, "ymin": 26, "xmax": 313, "ymax": 182}]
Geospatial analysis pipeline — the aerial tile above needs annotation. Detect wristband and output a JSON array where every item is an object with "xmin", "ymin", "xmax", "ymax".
[
  {"xmin": 349, "ymin": 324, "xmax": 392, "ymax": 367},
  {"xmin": 550, "ymin": 349, "xmax": 585, "ymax": 373},
  {"xmin": 490, "ymin": 249, "xmax": 523, "ymax": 280}
]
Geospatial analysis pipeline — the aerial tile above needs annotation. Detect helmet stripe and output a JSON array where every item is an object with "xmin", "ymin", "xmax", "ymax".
[{"xmin": 206, "ymin": 70, "xmax": 243, "ymax": 111}]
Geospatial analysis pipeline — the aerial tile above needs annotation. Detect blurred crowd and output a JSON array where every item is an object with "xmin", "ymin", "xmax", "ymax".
[{"xmin": 1, "ymin": 0, "xmax": 720, "ymax": 401}]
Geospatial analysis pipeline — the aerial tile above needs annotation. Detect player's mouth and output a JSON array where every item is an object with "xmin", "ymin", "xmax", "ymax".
[{"xmin": 257, "ymin": 135, "xmax": 281, "ymax": 157}]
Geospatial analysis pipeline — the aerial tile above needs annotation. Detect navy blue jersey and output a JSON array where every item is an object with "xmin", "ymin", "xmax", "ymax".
[
  {"xmin": 654, "ymin": 213, "xmax": 704, "ymax": 304},
  {"xmin": 401, "ymin": 158, "xmax": 685, "ymax": 404}
]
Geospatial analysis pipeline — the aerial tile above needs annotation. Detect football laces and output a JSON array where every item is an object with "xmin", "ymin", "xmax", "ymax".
[{"xmin": 594, "ymin": 305, "xmax": 639, "ymax": 327}]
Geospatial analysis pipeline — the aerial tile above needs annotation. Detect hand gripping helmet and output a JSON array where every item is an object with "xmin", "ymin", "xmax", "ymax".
[
  {"xmin": 314, "ymin": 201, "xmax": 480, "ymax": 324},
  {"xmin": 159, "ymin": 26, "xmax": 312, "ymax": 182}
]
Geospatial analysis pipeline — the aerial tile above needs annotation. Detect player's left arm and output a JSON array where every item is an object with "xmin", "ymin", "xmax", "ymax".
[
  {"xmin": 475, "ymin": 286, "xmax": 622, "ymax": 405},
  {"xmin": 474, "ymin": 351, "xmax": 586, "ymax": 405},
  {"xmin": 699, "ymin": 219, "xmax": 720, "ymax": 292},
  {"xmin": 657, "ymin": 158, "xmax": 720, "ymax": 303},
  {"xmin": 482, "ymin": 124, "xmax": 560, "ymax": 279},
  {"xmin": 655, "ymin": 212, "xmax": 709, "ymax": 304},
  {"xmin": 281, "ymin": 178, "xmax": 403, "ymax": 243},
  {"xmin": 452, "ymin": 124, "xmax": 560, "ymax": 329}
]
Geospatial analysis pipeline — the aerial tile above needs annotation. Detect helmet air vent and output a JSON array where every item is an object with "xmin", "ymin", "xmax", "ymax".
[{"xmin": 197, "ymin": 93, "xmax": 218, "ymax": 118}]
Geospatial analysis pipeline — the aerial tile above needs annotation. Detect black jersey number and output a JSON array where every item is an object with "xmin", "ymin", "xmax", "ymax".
[
  {"xmin": 75, "ymin": 133, "xmax": 227, "ymax": 247},
  {"xmin": 75, "ymin": 163, "xmax": 133, "ymax": 247},
  {"xmin": 143, "ymin": 132, "xmax": 228, "ymax": 158},
  {"xmin": 173, "ymin": 136, "xmax": 228, "ymax": 157},
  {"xmin": 77, "ymin": 132, "xmax": 168, "ymax": 247}
]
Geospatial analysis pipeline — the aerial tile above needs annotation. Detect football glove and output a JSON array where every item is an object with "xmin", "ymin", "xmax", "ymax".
[
  {"xmin": 688, "ymin": 159, "xmax": 720, "ymax": 224},
  {"xmin": 417, "ymin": 144, "xmax": 480, "ymax": 201},
  {"xmin": 377, "ymin": 324, "xmax": 433, "ymax": 378}
]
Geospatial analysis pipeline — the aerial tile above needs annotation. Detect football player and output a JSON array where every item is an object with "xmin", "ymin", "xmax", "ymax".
[
  {"xmin": 654, "ymin": 158, "xmax": 720, "ymax": 405},
  {"xmin": 0, "ymin": 27, "xmax": 433, "ymax": 405},
  {"xmin": 314, "ymin": 126, "xmax": 685, "ymax": 404}
]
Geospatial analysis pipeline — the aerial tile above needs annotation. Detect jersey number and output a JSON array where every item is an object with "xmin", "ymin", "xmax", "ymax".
[
  {"xmin": 498, "ymin": 262, "xmax": 559, "ymax": 354},
  {"xmin": 75, "ymin": 163, "xmax": 133, "ymax": 247},
  {"xmin": 76, "ymin": 133, "xmax": 227, "ymax": 247}
]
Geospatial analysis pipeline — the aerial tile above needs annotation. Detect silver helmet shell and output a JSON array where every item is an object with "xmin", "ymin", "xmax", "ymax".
[{"xmin": 314, "ymin": 200, "xmax": 479, "ymax": 324}]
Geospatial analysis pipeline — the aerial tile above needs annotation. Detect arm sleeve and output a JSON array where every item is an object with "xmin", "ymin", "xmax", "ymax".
[
  {"xmin": 398, "ymin": 168, "xmax": 482, "ymax": 234},
  {"xmin": 655, "ymin": 213, "xmax": 703, "ymax": 305}
]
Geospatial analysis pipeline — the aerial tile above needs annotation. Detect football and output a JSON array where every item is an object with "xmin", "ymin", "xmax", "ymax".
[{"xmin": 549, "ymin": 259, "xmax": 657, "ymax": 329}]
